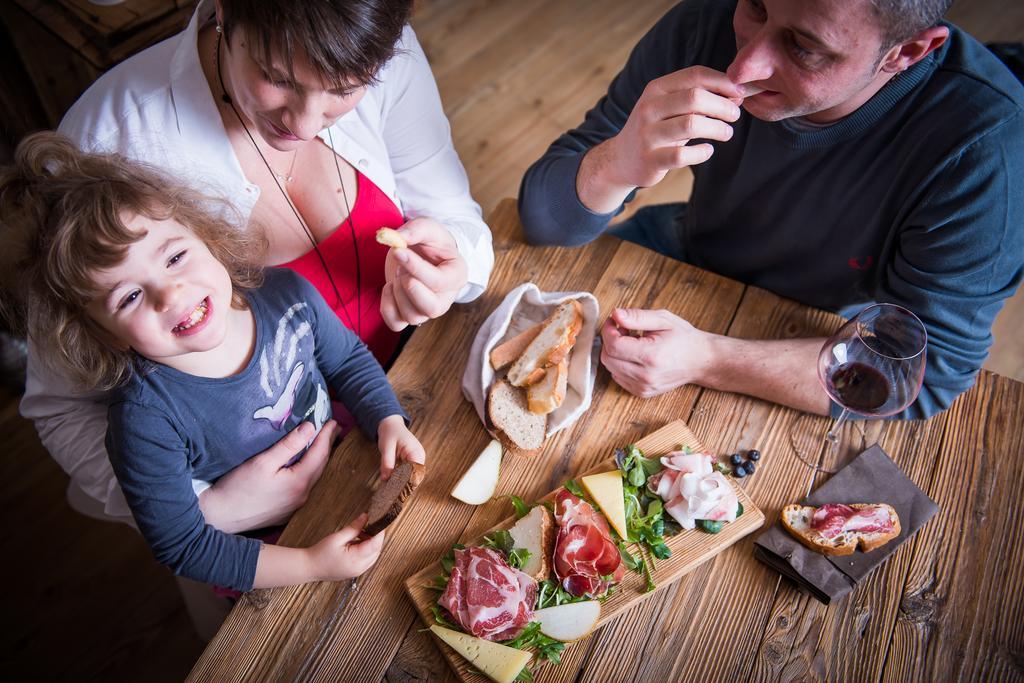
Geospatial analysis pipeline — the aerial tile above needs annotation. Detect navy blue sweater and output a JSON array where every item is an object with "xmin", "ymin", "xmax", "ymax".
[
  {"xmin": 107, "ymin": 269, "xmax": 406, "ymax": 590},
  {"xmin": 519, "ymin": 0, "xmax": 1024, "ymax": 419}
]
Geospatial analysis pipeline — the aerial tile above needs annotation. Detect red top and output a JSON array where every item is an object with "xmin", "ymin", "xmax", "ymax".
[{"xmin": 279, "ymin": 171, "xmax": 403, "ymax": 365}]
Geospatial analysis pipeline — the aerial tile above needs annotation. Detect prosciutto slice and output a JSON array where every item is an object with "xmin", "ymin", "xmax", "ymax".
[
  {"xmin": 648, "ymin": 451, "xmax": 738, "ymax": 530},
  {"xmin": 553, "ymin": 490, "xmax": 625, "ymax": 598},
  {"xmin": 811, "ymin": 504, "xmax": 894, "ymax": 539},
  {"xmin": 438, "ymin": 546, "xmax": 537, "ymax": 641}
]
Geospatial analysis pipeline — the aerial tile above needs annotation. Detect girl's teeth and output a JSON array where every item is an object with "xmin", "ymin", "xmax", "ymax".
[{"xmin": 175, "ymin": 300, "xmax": 208, "ymax": 331}]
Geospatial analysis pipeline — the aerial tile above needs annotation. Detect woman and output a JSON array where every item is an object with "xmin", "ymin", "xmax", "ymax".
[{"xmin": 21, "ymin": 0, "xmax": 492, "ymax": 531}]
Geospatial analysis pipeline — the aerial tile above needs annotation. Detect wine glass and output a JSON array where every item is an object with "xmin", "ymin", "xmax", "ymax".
[{"xmin": 816, "ymin": 303, "xmax": 927, "ymax": 443}]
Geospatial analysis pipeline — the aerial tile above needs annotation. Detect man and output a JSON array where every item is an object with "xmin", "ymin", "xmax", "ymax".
[{"xmin": 519, "ymin": 0, "xmax": 1024, "ymax": 419}]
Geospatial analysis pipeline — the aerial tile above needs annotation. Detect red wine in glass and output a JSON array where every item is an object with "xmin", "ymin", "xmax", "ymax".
[{"xmin": 817, "ymin": 303, "xmax": 927, "ymax": 442}]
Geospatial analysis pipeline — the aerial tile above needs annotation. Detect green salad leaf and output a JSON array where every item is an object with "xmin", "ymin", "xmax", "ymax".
[
  {"xmin": 506, "ymin": 495, "xmax": 533, "ymax": 520},
  {"xmin": 502, "ymin": 622, "xmax": 565, "ymax": 666}
]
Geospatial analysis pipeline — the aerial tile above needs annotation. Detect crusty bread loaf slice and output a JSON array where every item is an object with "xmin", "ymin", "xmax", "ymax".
[
  {"xmin": 507, "ymin": 300, "xmax": 583, "ymax": 387},
  {"xmin": 487, "ymin": 380, "xmax": 546, "ymax": 456},
  {"xmin": 490, "ymin": 323, "xmax": 544, "ymax": 371},
  {"xmin": 527, "ymin": 359, "xmax": 568, "ymax": 415},
  {"xmin": 508, "ymin": 504, "xmax": 555, "ymax": 581},
  {"xmin": 363, "ymin": 461, "xmax": 426, "ymax": 537},
  {"xmin": 781, "ymin": 504, "xmax": 901, "ymax": 556}
]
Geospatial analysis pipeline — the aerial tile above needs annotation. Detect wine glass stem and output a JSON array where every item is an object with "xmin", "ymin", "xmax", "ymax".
[{"xmin": 825, "ymin": 408, "xmax": 851, "ymax": 444}]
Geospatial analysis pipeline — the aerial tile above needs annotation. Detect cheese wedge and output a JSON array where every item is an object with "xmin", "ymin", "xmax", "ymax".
[
  {"xmin": 581, "ymin": 471, "xmax": 628, "ymax": 540},
  {"xmin": 429, "ymin": 625, "xmax": 532, "ymax": 683}
]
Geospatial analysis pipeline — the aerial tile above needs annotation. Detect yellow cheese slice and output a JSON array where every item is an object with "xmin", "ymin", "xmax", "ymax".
[
  {"xmin": 581, "ymin": 470, "xmax": 629, "ymax": 540},
  {"xmin": 429, "ymin": 625, "xmax": 532, "ymax": 683}
]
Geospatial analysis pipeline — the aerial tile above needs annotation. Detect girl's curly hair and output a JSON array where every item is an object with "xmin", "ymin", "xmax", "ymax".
[{"xmin": 0, "ymin": 132, "xmax": 267, "ymax": 390}]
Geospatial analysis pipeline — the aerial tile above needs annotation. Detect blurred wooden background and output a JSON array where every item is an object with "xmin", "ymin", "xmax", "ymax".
[{"xmin": 1, "ymin": 0, "xmax": 1020, "ymax": 680}]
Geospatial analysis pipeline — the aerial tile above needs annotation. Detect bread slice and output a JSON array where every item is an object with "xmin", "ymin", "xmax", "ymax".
[
  {"xmin": 527, "ymin": 359, "xmax": 568, "ymax": 415},
  {"xmin": 490, "ymin": 323, "xmax": 544, "ymax": 371},
  {"xmin": 487, "ymin": 380, "xmax": 546, "ymax": 456},
  {"xmin": 781, "ymin": 504, "xmax": 901, "ymax": 556},
  {"xmin": 508, "ymin": 505, "xmax": 555, "ymax": 581},
  {"xmin": 363, "ymin": 461, "xmax": 426, "ymax": 537},
  {"xmin": 506, "ymin": 300, "xmax": 583, "ymax": 387}
]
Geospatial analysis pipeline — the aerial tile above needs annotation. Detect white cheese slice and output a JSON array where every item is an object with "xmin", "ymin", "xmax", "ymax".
[
  {"xmin": 429, "ymin": 625, "xmax": 532, "ymax": 683},
  {"xmin": 581, "ymin": 470, "xmax": 629, "ymax": 540}
]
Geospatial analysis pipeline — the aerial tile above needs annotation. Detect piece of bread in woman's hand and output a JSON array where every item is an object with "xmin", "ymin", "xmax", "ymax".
[
  {"xmin": 527, "ymin": 359, "xmax": 568, "ymax": 415},
  {"xmin": 490, "ymin": 323, "xmax": 544, "ymax": 371},
  {"xmin": 375, "ymin": 227, "xmax": 407, "ymax": 249},
  {"xmin": 487, "ymin": 380, "xmax": 546, "ymax": 456},
  {"xmin": 507, "ymin": 300, "xmax": 583, "ymax": 387},
  {"xmin": 781, "ymin": 503, "xmax": 901, "ymax": 556}
]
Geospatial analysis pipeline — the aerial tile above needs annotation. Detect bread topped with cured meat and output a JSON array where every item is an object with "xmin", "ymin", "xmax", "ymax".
[
  {"xmin": 781, "ymin": 503, "xmax": 901, "ymax": 556},
  {"xmin": 486, "ymin": 299, "xmax": 585, "ymax": 455},
  {"xmin": 506, "ymin": 300, "xmax": 583, "ymax": 388}
]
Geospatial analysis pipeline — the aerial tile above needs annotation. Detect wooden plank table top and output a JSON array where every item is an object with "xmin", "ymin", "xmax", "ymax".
[{"xmin": 188, "ymin": 199, "xmax": 1024, "ymax": 682}]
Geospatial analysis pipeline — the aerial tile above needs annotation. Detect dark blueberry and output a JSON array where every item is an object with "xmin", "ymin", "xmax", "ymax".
[
  {"xmin": 733, "ymin": 464, "xmax": 748, "ymax": 478},
  {"xmin": 746, "ymin": 461, "xmax": 756, "ymax": 474},
  {"xmin": 748, "ymin": 449, "xmax": 761, "ymax": 461},
  {"xmin": 730, "ymin": 453, "xmax": 743, "ymax": 465}
]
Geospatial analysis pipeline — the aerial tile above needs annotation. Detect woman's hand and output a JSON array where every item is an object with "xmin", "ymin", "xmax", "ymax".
[
  {"xmin": 198, "ymin": 420, "xmax": 339, "ymax": 534},
  {"xmin": 377, "ymin": 414, "xmax": 426, "ymax": 481},
  {"xmin": 381, "ymin": 217, "xmax": 468, "ymax": 331}
]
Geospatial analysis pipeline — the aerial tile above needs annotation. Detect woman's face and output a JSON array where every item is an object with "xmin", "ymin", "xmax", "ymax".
[{"xmin": 220, "ymin": 25, "xmax": 367, "ymax": 150}]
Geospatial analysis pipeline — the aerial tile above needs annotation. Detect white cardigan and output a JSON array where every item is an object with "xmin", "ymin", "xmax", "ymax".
[{"xmin": 22, "ymin": 0, "xmax": 493, "ymax": 518}]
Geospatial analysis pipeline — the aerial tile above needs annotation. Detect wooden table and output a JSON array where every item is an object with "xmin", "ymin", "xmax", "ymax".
[{"xmin": 189, "ymin": 199, "xmax": 1024, "ymax": 682}]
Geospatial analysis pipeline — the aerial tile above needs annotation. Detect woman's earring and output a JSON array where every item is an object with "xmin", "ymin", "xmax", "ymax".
[{"xmin": 215, "ymin": 24, "xmax": 223, "ymax": 34}]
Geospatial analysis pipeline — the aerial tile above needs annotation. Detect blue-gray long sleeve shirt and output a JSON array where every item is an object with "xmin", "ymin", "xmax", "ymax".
[
  {"xmin": 106, "ymin": 268, "xmax": 407, "ymax": 590},
  {"xmin": 519, "ymin": 0, "xmax": 1024, "ymax": 419}
]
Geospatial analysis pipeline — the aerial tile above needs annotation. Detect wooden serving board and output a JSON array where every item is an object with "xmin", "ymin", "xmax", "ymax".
[{"xmin": 404, "ymin": 419, "xmax": 765, "ymax": 682}]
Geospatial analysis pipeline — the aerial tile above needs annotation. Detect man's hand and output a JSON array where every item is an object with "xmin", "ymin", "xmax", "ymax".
[
  {"xmin": 578, "ymin": 66, "xmax": 745, "ymax": 213},
  {"xmin": 199, "ymin": 420, "xmax": 339, "ymax": 534},
  {"xmin": 600, "ymin": 308, "xmax": 714, "ymax": 398},
  {"xmin": 601, "ymin": 307, "xmax": 832, "ymax": 415},
  {"xmin": 381, "ymin": 217, "xmax": 469, "ymax": 331}
]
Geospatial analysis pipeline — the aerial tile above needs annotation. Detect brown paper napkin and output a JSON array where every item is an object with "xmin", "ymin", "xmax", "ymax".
[{"xmin": 753, "ymin": 444, "xmax": 938, "ymax": 604}]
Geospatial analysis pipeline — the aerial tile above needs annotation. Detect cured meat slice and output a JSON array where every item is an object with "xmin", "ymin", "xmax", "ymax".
[
  {"xmin": 438, "ymin": 546, "xmax": 537, "ymax": 641},
  {"xmin": 650, "ymin": 451, "xmax": 738, "ymax": 530},
  {"xmin": 553, "ymin": 490, "xmax": 624, "ymax": 598},
  {"xmin": 811, "ymin": 503, "xmax": 895, "ymax": 539}
]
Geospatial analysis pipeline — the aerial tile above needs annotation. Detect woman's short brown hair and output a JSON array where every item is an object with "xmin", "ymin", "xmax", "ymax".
[
  {"xmin": 220, "ymin": 0, "xmax": 414, "ymax": 88},
  {"xmin": 0, "ymin": 132, "xmax": 266, "ymax": 391}
]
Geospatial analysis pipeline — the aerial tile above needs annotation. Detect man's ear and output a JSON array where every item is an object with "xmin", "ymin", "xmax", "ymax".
[{"xmin": 880, "ymin": 25, "xmax": 949, "ymax": 73}]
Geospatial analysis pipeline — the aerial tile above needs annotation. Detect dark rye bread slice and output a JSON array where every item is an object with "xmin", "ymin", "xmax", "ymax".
[
  {"xmin": 363, "ymin": 461, "xmax": 426, "ymax": 537},
  {"xmin": 487, "ymin": 379, "xmax": 546, "ymax": 456}
]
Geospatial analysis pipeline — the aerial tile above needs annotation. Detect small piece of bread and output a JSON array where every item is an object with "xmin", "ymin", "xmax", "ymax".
[
  {"xmin": 487, "ymin": 380, "xmax": 546, "ymax": 456},
  {"xmin": 375, "ymin": 227, "xmax": 407, "ymax": 249},
  {"xmin": 508, "ymin": 505, "xmax": 555, "ymax": 581},
  {"xmin": 780, "ymin": 503, "xmax": 900, "ymax": 556},
  {"xmin": 490, "ymin": 323, "xmax": 544, "ymax": 371},
  {"xmin": 507, "ymin": 300, "xmax": 583, "ymax": 387},
  {"xmin": 527, "ymin": 359, "xmax": 568, "ymax": 415},
  {"xmin": 363, "ymin": 461, "xmax": 425, "ymax": 536}
]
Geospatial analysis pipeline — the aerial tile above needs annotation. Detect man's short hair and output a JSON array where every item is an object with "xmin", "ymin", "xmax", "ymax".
[{"xmin": 869, "ymin": 0, "xmax": 954, "ymax": 47}]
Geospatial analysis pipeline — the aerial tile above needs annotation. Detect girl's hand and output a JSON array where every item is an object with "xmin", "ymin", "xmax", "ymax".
[
  {"xmin": 381, "ymin": 217, "xmax": 468, "ymax": 331},
  {"xmin": 308, "ymin": 513, "xmax": 385, "ymax": 582},
  {"xmin": 377, "ymin": 414, "xmax": 426, "ymax": 481}
]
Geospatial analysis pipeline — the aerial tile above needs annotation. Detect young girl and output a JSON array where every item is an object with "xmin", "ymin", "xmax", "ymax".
[{"xmin": 0, "ymin": 133, "xmax": 426, "ymax": 591}]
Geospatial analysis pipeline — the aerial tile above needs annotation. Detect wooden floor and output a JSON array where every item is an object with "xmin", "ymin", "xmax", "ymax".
[{"xmin": 4, "ymin": 0, "xmax": 1021, "ymax": 680}]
